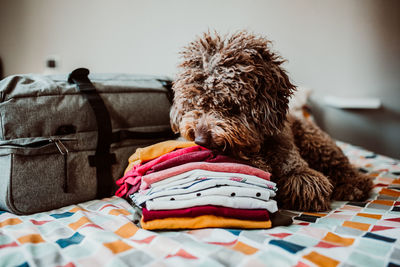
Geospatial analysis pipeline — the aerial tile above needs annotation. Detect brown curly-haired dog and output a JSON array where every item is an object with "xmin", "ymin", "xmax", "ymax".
[{"xmin": 170, "ymin": 31, "xmax": 373, "ymax": 211}]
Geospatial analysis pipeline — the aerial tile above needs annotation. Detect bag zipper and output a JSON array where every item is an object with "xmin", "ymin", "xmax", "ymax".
[
  {"xmin": 50, "ymin": 138, "xmax": 70, "ymax": 155},
  {"xmin": 0, "ymin": 137, "xmax": 77, "ymax": 150},
  {"xmin": 49, "ymin": 137, "xmax": 76, "ymax": 193}
]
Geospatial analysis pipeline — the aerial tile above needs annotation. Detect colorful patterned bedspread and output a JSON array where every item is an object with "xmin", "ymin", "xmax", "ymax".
[{"xmin": 0, "ymin": 142, "xmax": 399, "ymax": 267}]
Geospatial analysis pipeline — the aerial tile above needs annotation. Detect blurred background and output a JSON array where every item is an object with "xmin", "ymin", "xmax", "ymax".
[{"xmin": 0, "ymin": 0, "xmax": 399, "ymax": 158}]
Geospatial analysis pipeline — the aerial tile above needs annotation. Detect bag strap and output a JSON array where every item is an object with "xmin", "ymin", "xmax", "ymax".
[{"xmin": 68, "ymin": 68, "xmax": 116, "ymax": 198}]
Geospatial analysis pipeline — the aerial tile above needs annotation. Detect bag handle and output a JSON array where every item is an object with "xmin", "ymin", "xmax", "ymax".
[{"xmin": 68, "ymin": 68, "xmax": 116, "ymax": 198}]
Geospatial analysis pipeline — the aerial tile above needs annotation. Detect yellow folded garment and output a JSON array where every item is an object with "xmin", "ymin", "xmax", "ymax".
[
  {"xmin": 125, "ymin": 140, "xmax": 196, "ymax": 174},
  {"xmin": 140, "ymin": 215, "xmax": 272, "ymax": 230}
]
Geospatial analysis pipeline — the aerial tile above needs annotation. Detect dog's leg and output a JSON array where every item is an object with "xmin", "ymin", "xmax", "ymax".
[
  {"xmin": 290, "ymin": 116, "xmax": 373, "ymax": 201},
  {"xmin": 253, "ymin": 126, "xmax": 334, "ymax": 211}
]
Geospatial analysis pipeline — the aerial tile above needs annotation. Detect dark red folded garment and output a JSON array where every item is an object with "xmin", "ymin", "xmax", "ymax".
[
  {"xmin": 145, "ymin": 150, "xmax": 245, "ymax": 175},
  {"xmin": 141, "ymin": 205, "xmax": 270, "ymax": 222}
]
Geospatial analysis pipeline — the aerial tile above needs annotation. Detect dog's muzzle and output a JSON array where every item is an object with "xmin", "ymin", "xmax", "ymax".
[{"xmin": 194, "ymin": 123, "xmax": 212, "ymax": 148}]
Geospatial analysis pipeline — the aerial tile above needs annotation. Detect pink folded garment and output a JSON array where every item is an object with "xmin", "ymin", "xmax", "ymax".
[
  {"xmin": 145, "ymin": 150, "xmax": 244, "ymax": 175},
  {"xmin": 141, "ymin": 205, "xmax": 270, "ymax": 222},
  {"xmin": 115, "ymin": 145, "xmax": 206, "ymax": 197},
  {"xmin": 140, "ymin": 161, "xmax": 272, "ymax": 190}
]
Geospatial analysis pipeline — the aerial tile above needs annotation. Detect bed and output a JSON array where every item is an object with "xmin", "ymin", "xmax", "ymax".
[{"xmin": 0, "ymin": 141, "xmax": 399, "ymax": 267}]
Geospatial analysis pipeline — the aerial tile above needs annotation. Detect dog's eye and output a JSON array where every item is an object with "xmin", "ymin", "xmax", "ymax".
[
  {"xmin": 229, "ymin": 105, "xmax": 241, "ymax": 115},
  {"xmin": 187, "ymin": 129, "xmax": 195, "ymax": 140}
]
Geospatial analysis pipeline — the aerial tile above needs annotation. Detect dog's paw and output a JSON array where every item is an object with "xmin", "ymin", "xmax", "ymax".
[
  {"xmin": 333, "ymin": 172, "xmax": 373, "ymax": 201},
  {"xmin": 276, "ymin": 169, "xmax": 333, "ymax": 212}
]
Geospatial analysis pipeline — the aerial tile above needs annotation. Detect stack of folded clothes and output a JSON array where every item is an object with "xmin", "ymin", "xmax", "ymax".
[{"xmin": 116, "ymin": 140, "xmax": 290, "ymax": 230}]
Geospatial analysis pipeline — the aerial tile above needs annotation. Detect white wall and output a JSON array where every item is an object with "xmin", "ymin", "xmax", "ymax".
[{"xmin": 1, "ymin": 0, "xmax": 399, "ymax": 157}]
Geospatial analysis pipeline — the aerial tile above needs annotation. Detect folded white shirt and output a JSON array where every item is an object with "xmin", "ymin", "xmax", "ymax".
[
  {"xmin": 149, "ymin": 169, "xmax": 276, "ymax": 192},
  {"xmin": 131, "ymin": 183, "xmax": 275, "ymax": 206},
  {"xmin": 145, "ymin": 195, "xmax": 278, "ymax": 213},
  {"xmin": 153, "ymin": 186, "xmax": 272, "ymax": 201}
]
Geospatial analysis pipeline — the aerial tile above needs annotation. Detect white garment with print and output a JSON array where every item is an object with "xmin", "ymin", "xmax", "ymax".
[
  {"xmin": 148, "ymin": 169, "xmax": 276, "ymax": 191},
  {"xmin": 153, "ymin": 186, "xmax": 272, "ymax": 202},
  {"xmin": 145, "ymin": 195, "xmax": 278, "ymax": 213},
  {"xmin": 131, "ymin": 181, "xmax": 276, "ymax": 206}
]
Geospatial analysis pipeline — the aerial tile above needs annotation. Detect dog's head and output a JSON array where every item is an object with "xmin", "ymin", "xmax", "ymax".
[{"xmin": 170, "ymin": 31, "xmax": 296, "ymax": 159}]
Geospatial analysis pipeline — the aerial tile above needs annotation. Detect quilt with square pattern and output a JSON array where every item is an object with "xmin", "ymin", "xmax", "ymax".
[{"xmin": 0, "ymin": 141, "xmax": 399, "ymax": 267}]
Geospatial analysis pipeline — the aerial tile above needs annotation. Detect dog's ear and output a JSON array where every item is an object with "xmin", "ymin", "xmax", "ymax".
[
  {"xmin": 258, "ymin": 59, "xmax": 297, "ymax": 135},
  {"xmin": 249, "ymin": 35, "xmax": 297, "ymax": 135},
  {"xmin": 169, "ymin": 81, "xmax": 182, "ymax": 134},
  {"xmin": 170, "ymin": 32, "xmax": 217, "ymax": 134},
  {"xmin": 169, "ymin": 104, "xmax": 180, "ymax": 134}
]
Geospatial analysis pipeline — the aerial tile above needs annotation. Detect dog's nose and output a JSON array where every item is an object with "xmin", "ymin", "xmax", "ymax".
[
  {"xmin": 194, "ymin": 130, "xmax": 211, "ymax": 148},
  {"xmin": 195, "ymin": 135, "xmax": 209, "ymax": 147}
]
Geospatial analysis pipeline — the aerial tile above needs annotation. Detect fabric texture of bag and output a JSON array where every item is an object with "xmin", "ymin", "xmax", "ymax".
[{"xmin": 0, "ymin": 68, "xmax": 175, "ymax": 214}]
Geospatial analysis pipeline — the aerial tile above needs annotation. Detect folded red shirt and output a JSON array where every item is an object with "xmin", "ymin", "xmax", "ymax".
[{"xmin": 141, "ymin": 205, "xmax": 270, "ymax": 222}]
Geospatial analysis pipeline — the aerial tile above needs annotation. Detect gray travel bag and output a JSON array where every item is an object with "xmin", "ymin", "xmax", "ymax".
[{"xmin": 0, "ymin": 68, "xmax": 175, "ymax": 214}]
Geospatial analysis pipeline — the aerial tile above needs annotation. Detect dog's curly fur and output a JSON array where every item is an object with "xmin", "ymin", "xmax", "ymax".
[{"xmin": 170, "ymin": 31, "xmax": 373, "ymax": 211}]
